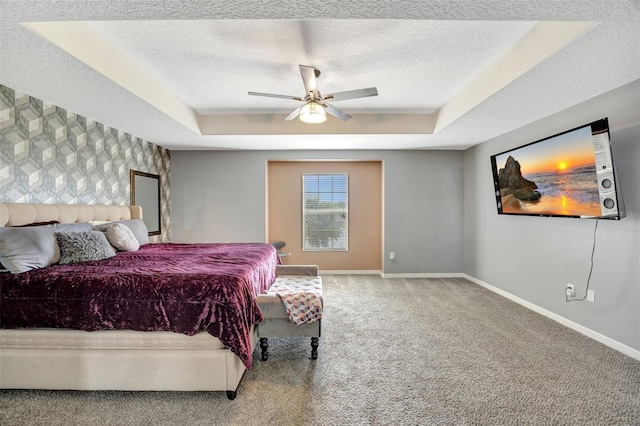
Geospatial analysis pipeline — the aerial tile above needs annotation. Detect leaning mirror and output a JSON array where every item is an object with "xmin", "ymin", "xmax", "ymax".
[{"xmin": 130, "ymin": 170, "xmax": 161, "ymax": 236}]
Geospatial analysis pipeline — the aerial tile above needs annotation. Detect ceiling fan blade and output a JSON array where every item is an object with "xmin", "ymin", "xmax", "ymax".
[
  {"xmin": 248, "ymin": 91, "xmax": 303, "ymax": 101},
  {"xmin": 299, "ymin": 65, "xmax": 319, "ymax": 99},
  {"xmin": 324, "ymin": 103, "xmax": 352, "ymax": 121},
  {"xmin": 324, "ymin": 87, "xmax": 378, "ymax": 102},
  {"xmin": 284, "ymin": 107, "xmax": 302, "ymax": 121}
]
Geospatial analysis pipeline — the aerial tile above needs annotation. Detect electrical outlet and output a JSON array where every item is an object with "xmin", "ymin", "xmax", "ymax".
[
  {"xmin": 566, "ymin": 283, "xmax": 575, "ymax": 298},
  {"xmin": 587, "ymin": 289, "xmax": 595, "ymax": 303},
  {"xmin": 389, "ymin": 252, "xmax": 395, "ymax": 261}
]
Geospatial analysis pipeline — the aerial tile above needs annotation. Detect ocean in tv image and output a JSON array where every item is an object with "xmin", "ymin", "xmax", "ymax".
[{"xmin": 495, "ymin": 125, "xmax": 602, "ymax": 217}]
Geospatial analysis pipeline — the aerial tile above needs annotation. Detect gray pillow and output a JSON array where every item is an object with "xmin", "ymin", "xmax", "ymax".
[
  {"xmin": 0, "ymin": 227, "xmax": 61, "ymax": 274},
  {"xmin": 54, "ymin": 222, "xmax": 95, "ymax": 233},
  {"xmin": 95, "ymin": 219, "xmax": 149, "ymax": 244},
  {"xmin": 55, "ymin": 231, "xmax": 116, "ymax": 265}
]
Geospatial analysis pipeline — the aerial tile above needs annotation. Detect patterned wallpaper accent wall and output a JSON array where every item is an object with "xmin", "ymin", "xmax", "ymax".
[{"xmin": 0, "ymin": 84, "xmax": 171, "ymax": 242}]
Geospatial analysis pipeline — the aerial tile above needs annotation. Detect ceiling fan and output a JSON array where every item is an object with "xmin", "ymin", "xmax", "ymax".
[{"xmin": 248, "ymin": 65, "xmax": 378, "ymax": 123}]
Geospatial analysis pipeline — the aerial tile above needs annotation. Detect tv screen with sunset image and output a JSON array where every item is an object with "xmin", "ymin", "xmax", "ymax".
[{"xmin": 490, "ymin": 118, "xmax": 625, "ymax": 219}]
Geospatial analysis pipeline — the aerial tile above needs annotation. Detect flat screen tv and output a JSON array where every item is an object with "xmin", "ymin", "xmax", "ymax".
[{"xmin": 490, "ymin": 118, "xmax": 625, "ymax": 219}]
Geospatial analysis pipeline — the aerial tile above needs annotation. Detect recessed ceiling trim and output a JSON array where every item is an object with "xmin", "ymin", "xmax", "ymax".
[
  {"xmin": 434, "ymin": 21, "xmax": 596, "ymax": 133},
  {"xmin": 23, "ymin": 21, "xmax": 202, "ymax": 134},
  {"xmin": 197, "ymin": 113, "xmax": 436, "ymax": 135}
]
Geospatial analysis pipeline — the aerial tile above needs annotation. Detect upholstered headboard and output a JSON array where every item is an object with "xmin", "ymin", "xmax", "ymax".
[{"xmin": 0, "ymin": 203, "xmax": 143, "ymax": 227}]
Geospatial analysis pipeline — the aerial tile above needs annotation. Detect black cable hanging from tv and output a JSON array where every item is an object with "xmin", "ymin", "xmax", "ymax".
[{"xmin": 566, "ymin": 218, "xmax": 599, "ymax": 303}]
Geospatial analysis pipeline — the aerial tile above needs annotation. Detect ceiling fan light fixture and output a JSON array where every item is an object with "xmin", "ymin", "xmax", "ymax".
[{"xmin": 299, "ymin": 101, "xmax": 326, "ymax": 124}]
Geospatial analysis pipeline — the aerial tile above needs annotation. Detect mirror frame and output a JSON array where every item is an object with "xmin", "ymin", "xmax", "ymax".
[{"xmin": 130, "ymin": 170, "xmax": 161, "ymax": 236}]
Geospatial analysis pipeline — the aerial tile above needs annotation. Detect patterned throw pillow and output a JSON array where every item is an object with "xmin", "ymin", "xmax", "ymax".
[
  {"xmin": 104, "ymin": 223, "xmax": 140, "ymax": 252},
  {"xmin": 55, "ymin": 231, "xmax": 116, "ymax": 265}
]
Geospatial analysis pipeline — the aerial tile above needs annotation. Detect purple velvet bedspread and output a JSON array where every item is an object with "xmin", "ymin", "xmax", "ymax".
[{"xmin": 0, "ymin": 243, "xmax": 278, "ymax": 369}]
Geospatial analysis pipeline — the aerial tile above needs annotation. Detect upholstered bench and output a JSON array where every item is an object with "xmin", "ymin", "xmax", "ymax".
[{"xmin": 256, "ymin": 265, "xmax": 322, "ymax": 361}]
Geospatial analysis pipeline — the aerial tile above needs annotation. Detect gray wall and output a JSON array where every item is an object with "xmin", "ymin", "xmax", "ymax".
[
  {"xmin": 171, "ymin": 150, "xmax": 464, "ymax": 274},
  {"xmin": 463, "ymin": 80, "xmax": 640, "ymax": 351}
]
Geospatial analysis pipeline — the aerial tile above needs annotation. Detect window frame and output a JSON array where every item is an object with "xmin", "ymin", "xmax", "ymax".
[{"xmin": 302, "ymin": 173, "xmax": 349, "ymax": 252}]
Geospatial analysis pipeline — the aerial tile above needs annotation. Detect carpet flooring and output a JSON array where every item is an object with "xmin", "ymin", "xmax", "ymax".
[{"xmin": 1, "ymin": 275, "xmax": 639, "ymax": 425}]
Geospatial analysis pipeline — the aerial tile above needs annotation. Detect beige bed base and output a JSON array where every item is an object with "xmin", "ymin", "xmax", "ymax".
[{"xmin": 0, "ymin": 203, "xmax": 254, "ymax": 399}]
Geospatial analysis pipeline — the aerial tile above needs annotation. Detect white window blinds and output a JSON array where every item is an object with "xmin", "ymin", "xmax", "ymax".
[{"xmin": 302, "ymin": 173, "xmax": 348, "ymax": 251}]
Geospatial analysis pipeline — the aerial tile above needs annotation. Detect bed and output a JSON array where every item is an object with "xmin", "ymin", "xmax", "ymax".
[{"xmin": 0, "ymin": 202, "xmax": 278, "ymax": 399}]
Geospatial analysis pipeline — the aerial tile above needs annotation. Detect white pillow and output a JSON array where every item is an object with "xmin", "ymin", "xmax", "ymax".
[
  {"xmin": 95, "ymin": 219, "xmax": 149, "ymax": 245},
  {"xmin": 105, "ymin": 223, "xmax": 140, "ymax": 251}
]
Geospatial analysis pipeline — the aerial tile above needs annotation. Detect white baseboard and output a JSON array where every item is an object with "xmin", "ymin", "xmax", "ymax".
[
  {"xmin": 321, "ymin": 271, "xmax": 465, "ymax": 278},
  {"xmin": 462, "ymin": 274, "xmax": 640, "ymax": 361},
  {"xmin": 381, "ymin": 272, "xmax": 465, "ymax": 279},
  {"xmin": 320, "ymin": 270, "xmax": 382, "ymax": 275}
]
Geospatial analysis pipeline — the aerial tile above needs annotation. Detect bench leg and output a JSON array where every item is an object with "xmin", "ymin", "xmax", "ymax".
[
  {"xmin": 311, "ymin": 337, "xmax": 319, "ymax": 360},
  {"xmin": 260, "ymin": 337, "xmax": 269, "ymax": 361}
]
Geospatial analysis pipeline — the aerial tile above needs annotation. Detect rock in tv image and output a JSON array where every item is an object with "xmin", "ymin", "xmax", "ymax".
[{"xmin": 490, "ymin": 118, "xmax": 624, "ymax": 219}]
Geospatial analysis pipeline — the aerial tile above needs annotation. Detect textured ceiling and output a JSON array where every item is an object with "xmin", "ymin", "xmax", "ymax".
[
  {"xmin": 0, "ymin": 1, "xmax": 638, "ymax": 151},
  {"xmin": 87, "ymin": 19, "xmax": 536, "ymax": 114}
]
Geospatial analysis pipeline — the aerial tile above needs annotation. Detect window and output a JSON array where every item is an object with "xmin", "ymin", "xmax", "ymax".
[{"xmin": 302, "ymin": 174, "xmax": 348, "ymax": 251}]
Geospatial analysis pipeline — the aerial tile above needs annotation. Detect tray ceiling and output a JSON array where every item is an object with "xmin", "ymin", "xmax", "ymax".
[{"xmin": 1, "ymin": 1, "xmax": 638, "ymax": 150}]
